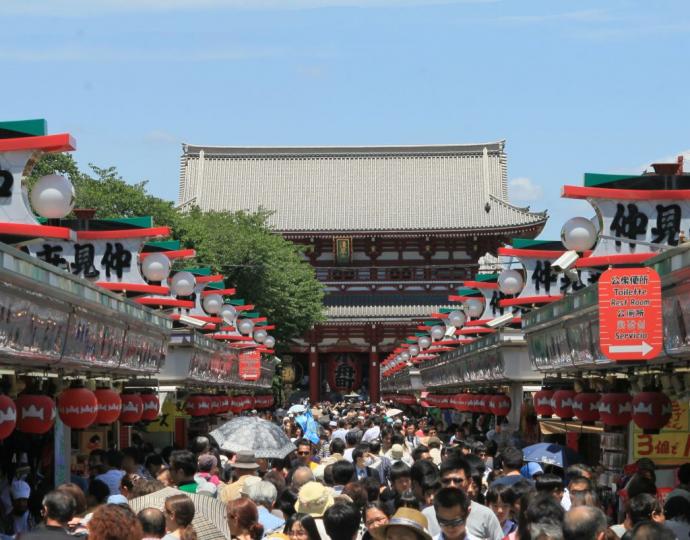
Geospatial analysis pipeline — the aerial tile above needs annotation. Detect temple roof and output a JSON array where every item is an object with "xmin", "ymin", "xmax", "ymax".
[{"xmin": 179, "ymin": 142, "xmax": 546, "ymax": 234}]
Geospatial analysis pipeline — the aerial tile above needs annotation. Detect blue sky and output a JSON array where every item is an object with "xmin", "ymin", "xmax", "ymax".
[{"xmin": 1, "ymin": 0, "xmax": 688, "ymax": 239}]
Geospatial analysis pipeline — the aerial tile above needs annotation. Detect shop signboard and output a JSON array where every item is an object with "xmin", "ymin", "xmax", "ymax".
[
  {"xmin": 599, "ymin": 267, "xmax": 662, "ymax": 361},
  {"xmin": 239, "ymin": 350, "xmax": 261, "ymax": 381},
  {"xmin": 633, "ymin": 400, "xmax": 690, "ymax": 465}
]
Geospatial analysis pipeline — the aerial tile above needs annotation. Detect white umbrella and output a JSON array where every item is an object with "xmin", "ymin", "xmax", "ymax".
[
  {"xmin": 210, "ymin": 416, "xmax": 296, "ymax": 458},
  {"xmin": 386, "ymin": 408, "xmax": 403, "ymax": 417},
  {"xmin": 288, "ymin": 403, "xmax": 307, "ymax": 414}
]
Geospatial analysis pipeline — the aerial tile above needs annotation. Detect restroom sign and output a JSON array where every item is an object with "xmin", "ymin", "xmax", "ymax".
[{"xmin": 599, "ymin": 267, "xmax": 662, "ymax": 361}]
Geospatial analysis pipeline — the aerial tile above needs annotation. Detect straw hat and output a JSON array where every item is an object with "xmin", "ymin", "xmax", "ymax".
[
  {"xmin": 390, "ymin": 444, "xmax": 404, "ymax": 460},
  {"xmin": 372, "ymin": 508, "xmax": 432, "ymax": 540},
  {"xmin": 295, "ymin": 481, "xmax": 334, "ymax": 517}
]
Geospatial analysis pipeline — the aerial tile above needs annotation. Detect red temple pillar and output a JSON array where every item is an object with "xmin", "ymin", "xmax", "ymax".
[
  {"xmin": 309, "ymin": 346, "xmax": 319, "ymax": 403},
  {"xmin": 369, "ymin": 346, "xmax": 380, "ymax": 403}
]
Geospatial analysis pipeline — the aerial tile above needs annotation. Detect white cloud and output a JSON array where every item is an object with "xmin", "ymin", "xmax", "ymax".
[
  {"xmin": 509, "ymin": 177, "xmax": 543, "ymax": 202},
  {"xmin": 0, "ymin": 0, "xmax": 498, "ymax": 17}
]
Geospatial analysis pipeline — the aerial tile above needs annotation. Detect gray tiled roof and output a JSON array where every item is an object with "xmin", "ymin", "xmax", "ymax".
[
  {"xmin": 324, "ymin": 293, "xmax": 451, "ymax": 307},
  {"xmin": 178, "ymin": 142, "xmax": 546, "ymax": 233},
  {"xmin": 326, "ymin": 304, "xmax": 454, "ymax": 320}
]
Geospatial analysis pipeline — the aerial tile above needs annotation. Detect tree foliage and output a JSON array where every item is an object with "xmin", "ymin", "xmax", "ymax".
[{"xmin": 28, "ymin": 153, "xmax": 325, "ymax": 344}]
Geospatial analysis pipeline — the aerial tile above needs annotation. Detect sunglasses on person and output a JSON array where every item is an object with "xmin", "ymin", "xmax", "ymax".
[
  {"xmin": 297, "ymin": 450, "xmax": 311, "ymax": 456},
  {"xmin": 441, "ymin": 476, "xmax": 465, "ymax": 486},
  {"xmin": 437, "ymin": 516, "xmax": 465, "ymax": 528}
]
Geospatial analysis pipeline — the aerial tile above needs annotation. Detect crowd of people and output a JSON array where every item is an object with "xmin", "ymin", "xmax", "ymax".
[{"xmin": 1, "ymin": 400, "xmax": 689, "ymax": 540}]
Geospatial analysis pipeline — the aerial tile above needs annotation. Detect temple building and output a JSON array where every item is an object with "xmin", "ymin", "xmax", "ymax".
[{"xmin": 178, "ymin": 142, "xmax": 547, "ymax": 402}]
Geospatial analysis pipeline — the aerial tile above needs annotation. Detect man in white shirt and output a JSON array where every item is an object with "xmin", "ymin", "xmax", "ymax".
[
  {"xmin": 361, "ymin": 418, "xmax": 381, "ymax": 443},
  {"xmin": 424, "ymin": 454, "xmax": 502, "ymax": 540},
  {"xmin": 432, "ymin": 487, "xmax": 481, "ymax": 540}
]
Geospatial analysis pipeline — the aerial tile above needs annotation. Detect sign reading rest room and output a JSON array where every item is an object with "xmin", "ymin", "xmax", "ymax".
[{"xmin": 598, "ymin": 267, "xmax": 662, "ymax": 361}]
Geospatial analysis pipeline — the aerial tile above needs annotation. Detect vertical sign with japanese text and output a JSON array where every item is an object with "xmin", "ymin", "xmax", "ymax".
[{"xmin": 599, "ymin": 267, "xmax": 662, "ymax": 361}]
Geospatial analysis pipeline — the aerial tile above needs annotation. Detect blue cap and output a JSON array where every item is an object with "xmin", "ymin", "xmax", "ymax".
[
  {"xmin": 107, "ymin": 494, "xmax": 129, "ymax": 505},
  {"xmin": 521, "ymin": 462, "xmax": 544, "ymax": 479}
]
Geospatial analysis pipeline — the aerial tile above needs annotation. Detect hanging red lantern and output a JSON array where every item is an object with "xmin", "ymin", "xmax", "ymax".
[
  {"xmin": 632, "ymin": 392, "xmax": 672, "ymax": 433},
  {"xmin": 534, "ymin": 389, "xmax": 555, "ymax": 417},
  {"xmin": 140, "ymin": 394, "xmax": 159, "ymax": 422},
  {"xmin": 211, "ymin": 396, "xmax": 223, "ymax": 415},
  {"xmin": 119, "ymin": 394, "xmax": 144, "ymax": 424},
  {"xmin": 186, "ymin": 395, "xmax": 211, "ymax": 417},
  {"xmin": 489, "ymin": 395, "xmax": 511, "ymax": 417},
  {"xmin": 245, "ymin": 396, "xmax": 255, "ymax": 411},
  {"xmin": 219, "ymin": 396, "xmax": 230, "ymax": 413},
  {"xmin": 0, "ymin": 395, "xmax": 17, "ymax": 440},
  {"xmin": 16, "ymin": 394, "xmax": 55, "ymax": 434},
  {"xmin": 94, "ymin": 388, "xmax": 122, "ymax": 425},
  {"xmin": 552, "ymin": 390, "xmax": 576, "ymax": 420},
  {"xmin": 599, "ymin": 393, "xmax": 632, "ymax": 426},
  {"xmin": 229, "ymin": 396, "xmax": 244, "ymax": 414},
  {"xmin": 58, "ymin": 388, "xmax": 98, "ymax": 429},
  {"xmin": 458, "ymin": 393, "xmax": 472, "ymax": 412},
  {"xmin": 572, "ymin": 393, "xmax": 601, "ymax": 422}
]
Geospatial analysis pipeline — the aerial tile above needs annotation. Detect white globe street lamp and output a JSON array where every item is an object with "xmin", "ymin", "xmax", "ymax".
[
  {"xmin": 170, "ymin": 271, "xmax": 196, "ymax": 296},
  {"xmin": 30, "ymin": 174, "xmax": 75, "ymax": 219},
  {"xmin": 561, "ymin": 216, "xmax": 598, "ymax": 252},
  {"xmin": 141, "ymin": 252, "xmax": 171, "ymax": 282},
  {"xmin": 202, "ymin": 293, "xmax": 223, "ymax": 315},
  {"xmin": 498, "ymin": 269, "xmax": 524, "ymax": 295}
]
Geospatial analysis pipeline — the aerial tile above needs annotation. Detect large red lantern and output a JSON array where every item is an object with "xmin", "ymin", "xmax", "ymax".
[
  {"xmin": 140, "ymin": 394, "xmax": 159, "ymax": 422},
  {"xmin": 534, "ymin": 389, "xmax": 554, "ymax": 417},
  {"xmin": 476, "ymin": 395, "xmax": 489, "ymax": 414},
  {"xmin": 599, "ymin": 393, "xmax": 632, "ymax": 426},
  {"xmin": 186, "ymin": 395, "xmax": 211, "ymax": 417},
  {"xmin": 119, "ymin": 394, "xmax": 144, "ymax": 424},
  {"xmin": 552, "ymin": 390, "xmax": 576, "ymax": 420},
  {"xmin": 245, "ymin": 396, "xmax": 255, "ymax": 411},
  {"xmin": 489, "ymin": 395, "xmax": 512, "ymax": 417},
  {"xmin": 58, "ymin": 388, "xmax": 98, "ymax": 429},
  {"xmin": 16, "ymin": 394, "xmax": 55, "ymax": 434},
  {"xmin": 94, "ymin": 388, "xmax": 122, "ymax": 425},
  {"xmin": 632, "ymin": 392, "xmax": 672, "ymax": 433},
  {"xmin": 0, "ymin": 395, "xmax": 17, "ymax": 440},
  {"xmin": 219, "ymin": 396, "xmax": 230, "ymax": 414},
  {"xmin": 572, "ymin": 393, "xmax": 601, "ymax": 422}
]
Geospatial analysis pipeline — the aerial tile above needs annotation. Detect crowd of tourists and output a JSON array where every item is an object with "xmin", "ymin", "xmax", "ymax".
[{"xmin": 1, "ymin": 400, "xmax": 689, "ymax": 540}]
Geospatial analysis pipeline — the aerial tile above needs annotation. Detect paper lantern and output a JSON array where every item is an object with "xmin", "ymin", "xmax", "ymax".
[
  {"xmin": 489, "ymin": 394, "xmax": 512, "ymax": 417},
  {"xmin": 561, "ymin": 217, "xmax": 597, "ymax": 252},
  {"xmin": 632, "ymin": 392, "xmax": 672, "ymax": 432},
  {"xmin": 498, "ymin": 269, "xmax": 524, "ymax": 295},
  {"xmin": 140, "ymin": 393, "xmax": 159, "ymax": 422},
  {"xmin": 572, "ymin": 393, "xmax": 601, "ymax": 422},
  {"xmin": 141, "ymin": 253, "xmax": 171, "ymax": 282},
  {"xmin": 0, "ymin": 395, "xmax": 17, "ymax": 440},
  {"xmin": 599, "ymin": 393, "xmax": 632, "ymax": 426},
  {"xmin": 30, "ymin": 174, "xmax": 75, "ymax": 219},
  {"xmin": 477, "ymin": 395, "xmax": 491, "ymax": 414},
  {"xmin": 219, "ymin": 396, "xmax": 230, "ymax": 414},
  {"xmin": 534, "ymin": 389, "xmax": 555, "ymax": 416},
  {"xmin": 186, "ymin": 395, "xmax": 211, "ymax": 417},
  {"xmin": 16, "ymin": 394, "xmax": 55, "ymax": 434},
  {"xmin": 210, "ymin": 396, "xmax": 222, "ymax": 415},
  {"xmin": 552, "ymin": 390, "xmax": 576, "ymax": 420},
  {"xmin": 119, "ymin": 394, "xmax": 144, "ymax": 424},
  {"xmin": 94, "ymin": 388, "xmax": 122, "ymax": 425},
  {"xmin": 58, "ymin": 388, "xmax": 98, "ymax": 429}
]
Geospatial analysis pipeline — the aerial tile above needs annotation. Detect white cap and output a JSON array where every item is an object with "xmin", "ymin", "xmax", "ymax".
[{"xmin": 11, "ymin": 480, "xmax": 30, "ymax": 500}]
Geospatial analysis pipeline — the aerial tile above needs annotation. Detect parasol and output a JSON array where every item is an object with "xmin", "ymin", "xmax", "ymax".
[{"xmin": 210, "ymin": 416, "xmax": 296, "ymax": 459}]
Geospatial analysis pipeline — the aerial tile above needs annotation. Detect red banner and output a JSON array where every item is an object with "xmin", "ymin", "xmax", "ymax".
[{"xmin": 239, "ymin": 350, "xmax": 261, "ymax": 381}]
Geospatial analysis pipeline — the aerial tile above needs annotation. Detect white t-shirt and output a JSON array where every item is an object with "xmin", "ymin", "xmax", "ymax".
[
  {"xmin": 424, "ymin": 501, "xmax": 503, "ymax": 540},
  {"xmin": 362, "ymin": 426, "xmax": 381, "ymax": 442}
]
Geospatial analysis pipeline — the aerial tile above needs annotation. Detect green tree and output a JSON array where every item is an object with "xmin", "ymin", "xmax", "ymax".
[
  {"xmin": 174, "ymin": 208, "xmax": 325, "ymax": 343},
  {"xmin": 28, "ymin": 153, "xmax": 324, "ymax": 343},
  {"xmin": 27, "ymin": 153, "xmax": 179, "ymax": 227}
]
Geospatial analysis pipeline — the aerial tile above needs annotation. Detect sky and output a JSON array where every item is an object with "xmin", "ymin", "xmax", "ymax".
[{"xmin": 1, "ymin": 0, "xmax": 689, "ymax": 239}]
